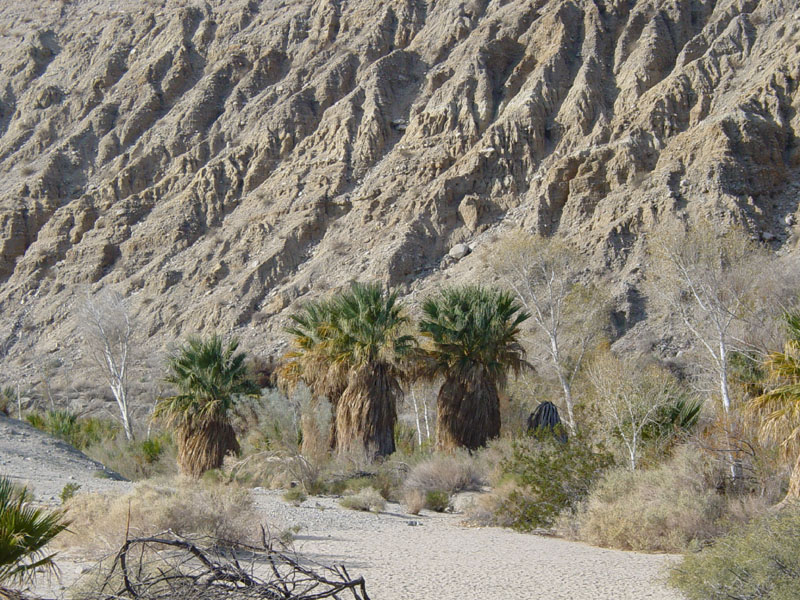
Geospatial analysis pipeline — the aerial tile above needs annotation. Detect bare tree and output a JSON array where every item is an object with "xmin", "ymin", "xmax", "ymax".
[
  {"xmin": 588, "ymin": 351, "xmax": 681, "ymax": 470},
  {"xmin": 646, "ymin": 221, "xmax": 769, "ymax": 416},
  {"xmin": 487, "ymin": 230, "xmax": 606, "ymax": 434},
  {"xmin": 78, "ymin": 289, "xmax": 136, "ymax": 440}
]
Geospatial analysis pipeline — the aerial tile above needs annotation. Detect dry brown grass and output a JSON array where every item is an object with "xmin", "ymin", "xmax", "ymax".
[
  {"xmin": 403, "ymin": 451, "xmax": 486, "ymax": 496},
  {"xmin": 567, "ymin": 445, "xmax": 767, "ymax": 552},
  {"xmin": 58, "ymin": 479, "xmax": 259, "ymax": 554},
  {"xmin": 402, "ymin": 488, "xmax": 426, "ymax": 515},
  {"xmin": 339, "ymin": 487, "xmax": 386, "ymax": 513}
]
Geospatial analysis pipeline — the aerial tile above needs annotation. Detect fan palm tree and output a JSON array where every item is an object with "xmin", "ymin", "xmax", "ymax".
[
  {"xmin": 748, "ymin": 312, "xmax": 800, "ymax": 505},
  {"xmin": 0, "ymin": 476, "xmax": 69, "ymax": 587},
  {"xmin": 155, "ymin": 335, "xmax": 259, "ymax": 478},
  {"xmin": 280, "ymin": 283, "xmax": 415, "ymax": 458},
  {"xmin": 278, "ymin": 298, "xmax": 347, "ymax": 449},
  {"xmin": 419, "ymin": 286, "xmax": 530, "ymax": 450},
  {"xmin": 328, "ymin": 282, "xmax": 416, "ymax": 458}
]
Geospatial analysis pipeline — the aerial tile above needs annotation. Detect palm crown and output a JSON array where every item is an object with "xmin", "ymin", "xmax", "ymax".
[{"xmin": 420, "ymin": 286, "xmax": 530, "ymax": 387}]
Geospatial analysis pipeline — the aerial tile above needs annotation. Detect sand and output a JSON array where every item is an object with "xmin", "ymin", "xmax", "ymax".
[{"xmin": 252, "ymin": 491, "xmax": 684, "ymax": 600}]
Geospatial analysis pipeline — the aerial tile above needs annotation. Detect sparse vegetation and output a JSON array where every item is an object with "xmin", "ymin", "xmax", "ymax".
[
  {"xmin": 669, "ymin": 507, "xmax": 800, "ymax": 600},
  {"xmin": 339, "ymin": 487, "xmax": 386, "ymax": 513},
  {"xmin": 60, "ymin": 480, "xmax": 258, "ymax": 551}
]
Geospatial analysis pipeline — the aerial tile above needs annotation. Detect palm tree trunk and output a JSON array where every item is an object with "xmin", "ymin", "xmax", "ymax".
[
  {"xmin": 177, "ymin": 419, "xmax": 239, "ymax": 478},
  {"xmin": 436, "ymin": 374, "xmax": 500, "ymax": 451},
  {"xmin": 335, "ymin": 362, "xmax": 399, "ymax": 459}
]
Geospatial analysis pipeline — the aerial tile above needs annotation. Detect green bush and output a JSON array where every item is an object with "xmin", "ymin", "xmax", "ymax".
[
  {"xmin": 59, "ymin": 482, "xmax": 81, "ymax": 504},
  {"xmin": 425, "ymin": 490, "xmax": 450, "ymax": 512},
  {"xmin": 85, "ymin": 433, "xmax": 177, "ymax": 481},
  {"xmin": 497, "ymin": 431, "xmax": 614, "ymax": 530},
  {"xmin": 572, "ymin": 445, "xmax": 728, "ymax": 552},
  {"xmin": 669, "ymin": 507, "xmax": 800, "ymax": 600},
  {"xmin": 283, "ymin": 487, "xmax": 307, "ymax": 505},
  {"xmin": 25, "ymin": 410, "xmax": 119, "ymax": 450},
  {"xmin": 0, "ymin": 476, "xmax": 70, "ymax": 584}
]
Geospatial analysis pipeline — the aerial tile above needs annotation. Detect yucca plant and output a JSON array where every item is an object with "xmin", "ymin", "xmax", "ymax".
[
  {"xmin": 748, "ymin": 312, "xmax": 800, "ymax": 505},
  {"xmin": 419, "ymin": 286, "xmax": 530, "ymax": 450},
  {"xmin": 0, "ymin": 476, "xmax": 69, "ymax": 587},
  {"xmin": 154, "ymin": 336, "xmax": 259, "ymax": 478}
]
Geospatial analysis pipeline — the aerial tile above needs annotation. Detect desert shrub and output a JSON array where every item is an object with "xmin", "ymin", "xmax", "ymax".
[
  {"xmin": 25, "ymin": 410, "xmax": 119, "ymax": 450},
  {"xmin": 486, "ymin": 431, "xmax": 613, "ymax": 531},
  {"xmin": 60, "ymin": 480, "xmax": 258, "ymax": 552},
  {"xmin": 283, "ymin": 487, "xmax": 307, "ymax": 505},
  {"xmin": 0, "ymin": 386, "xmax": 15, "ymax": 416},
  {"xmin": 669, "ymin": 507, "xmax": 800, "ymax": 600},
  {"xmin": 59, "ymin": 482, "xmax": 81, "ymax": 503},
  {"xmin": 424, "ymin": 490, "xmax": 450, "ymax": 512},
  {"xmin": 339, "ymin": 487, "xmax": 386, "ymax": 513},
  {"xmin": 402, "ymin": 489, "xmax": 426, "ymax": 515},
  {"xmin": 571, "ymin": 445, "xmax": 729, "ymax": 552},
  {"xmin": 403, "ymin": 451, "xmax": 485, "ymax": 496},
  {"xmin": 85, "ymin": 433, "xmax": 177, "ymax": 480}
]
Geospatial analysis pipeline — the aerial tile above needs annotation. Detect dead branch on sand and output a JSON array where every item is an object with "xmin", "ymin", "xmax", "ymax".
[{"xmin": 80, "ymin": 530, "xmax": 370, "ymax": 600}]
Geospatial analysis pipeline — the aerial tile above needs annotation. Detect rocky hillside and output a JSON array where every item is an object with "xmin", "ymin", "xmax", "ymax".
[{"xmin": 0, "ymin": 0, "xmax": 798, "ymax": 387}]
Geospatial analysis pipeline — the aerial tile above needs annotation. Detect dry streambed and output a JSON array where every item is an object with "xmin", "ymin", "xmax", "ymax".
[{"xmin": 252, "ymin": 491, "xmax": 683, "ymax": 600}]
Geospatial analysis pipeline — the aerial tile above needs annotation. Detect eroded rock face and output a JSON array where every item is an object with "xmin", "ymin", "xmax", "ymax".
[{"xmin": 0, "ymin": 0, "xmax": 799, "ymax": 383}]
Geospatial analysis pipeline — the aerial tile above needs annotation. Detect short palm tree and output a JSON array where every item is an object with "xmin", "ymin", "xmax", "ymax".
[
  {"xmin": 748, "ymin": 312, "xmax": 800, "ymax": 505},
  {"xmin": 155, "ymin": 335, "xmax": 259, "ymax": 478},
  {"xmin": 419, "ymin": 286, "xmax": 530, "ymax": 450},
  {"xmin": 0, "ymin": 476, "xmax": 69, "ymax": 587},
  {"xmin": 328, "ymin": 282, "xmax": 416, "ymax": 458},
  {"xmin": 278, "ymin": 298, "xmax": 347, "ymax": 449}
]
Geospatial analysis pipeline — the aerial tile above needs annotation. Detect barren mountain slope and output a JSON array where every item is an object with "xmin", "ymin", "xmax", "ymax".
[{"xmin": 0, "ymin": 0, "xmax": 799, "ymax": 384}]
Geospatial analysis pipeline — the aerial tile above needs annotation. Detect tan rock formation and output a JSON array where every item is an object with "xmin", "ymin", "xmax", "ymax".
[{"xmin": 0, "ymin": 0, "xmax": 798, "ymax": 389}]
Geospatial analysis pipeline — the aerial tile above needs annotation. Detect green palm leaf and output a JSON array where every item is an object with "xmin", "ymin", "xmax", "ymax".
[{"xmin": 0, "ymin": 476, "xmax": 69, "ymax": 585}]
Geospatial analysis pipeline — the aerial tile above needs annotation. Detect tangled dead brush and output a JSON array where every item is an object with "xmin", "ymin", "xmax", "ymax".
[{"xmin": 74, "ymin": 532, "xmax": 370, "ymax": 600}]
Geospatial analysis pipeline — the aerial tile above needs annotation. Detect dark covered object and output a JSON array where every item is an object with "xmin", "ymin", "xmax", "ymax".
[{"xmin": 527, "ymin": 401, "xmax": 568, "ymax": 442}]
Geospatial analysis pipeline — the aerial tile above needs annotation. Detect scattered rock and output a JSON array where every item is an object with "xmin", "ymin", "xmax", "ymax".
[{"xmin": 448, "ymin": 244, "xmax": 470, "ymax": 260}]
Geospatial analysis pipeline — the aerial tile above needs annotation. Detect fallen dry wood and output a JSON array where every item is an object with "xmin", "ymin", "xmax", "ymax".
[{"xmin": 81, "ymin": 532, "xmax": 369, "ymax": 600}]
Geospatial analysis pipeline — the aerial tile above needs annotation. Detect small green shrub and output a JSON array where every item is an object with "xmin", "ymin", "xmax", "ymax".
[
  {"xmin": 425, "ymin": 490, "xmax": 449, "ymax": 512},
  {"xmin": 283, "ymin": 487, "xmax": 307, "ymax": 505},
  {"xmin": 495, "ymin": 431, "xmax": 614, "ymax": 530},
  {"xmin": 25, "ymin": 410, "xmax": 119, "ymax": 450},
  {"xmin": 669, "ymin": 507, "xmax": 800, "ymax": 600},
  {"xmin": 339, "ymin": 487, "xmax": 386, "ymax": 513},
  {"xmin": 85, "ymin": 433, "xmax": 176, "ymax": 481},
  {"xmin": 59, "ymin": 482, "xmax": 81, "ymax": 503}
]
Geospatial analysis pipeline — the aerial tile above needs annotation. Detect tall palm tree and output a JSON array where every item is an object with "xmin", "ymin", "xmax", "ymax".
[
  {"xmin": 419, "ymin": 286, "xmax": 530, "ymax": 450},
  {"xmin": 280, "ymin": 283, "xmax": 415, "ymax": 458},
  {"xmin": 748, "ymin": 312, "xmax": 800, "ymax": 505},
  {"xmin": 155, "ymin": 335, "xmax": 259, "ymax": 478},
  {"xmin": 0, "ymin": 476, "xmax": 69, "ymax": 587},
  {"xmin": 329, "ymin": 282, "xmax": 415, "ymax": 458}
]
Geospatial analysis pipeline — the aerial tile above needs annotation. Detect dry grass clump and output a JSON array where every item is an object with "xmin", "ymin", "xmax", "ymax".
[
  {"xmin": 402, "ymin": 489, "xmax": 426, "ymax": 515},
  {"xmin": 403, "ymin": 451, "xmax": 485, "ymax": 495},
  {"xmin": 568, "ymin": 445, "xmax": 762, "ymax": 552},
  {"xmin": 59, "ymin": 479, "xmax": 259, "ymax": 553},
  {"xmin": 339, "ymin": 487, "xmax": 386, "ymax": 513}
]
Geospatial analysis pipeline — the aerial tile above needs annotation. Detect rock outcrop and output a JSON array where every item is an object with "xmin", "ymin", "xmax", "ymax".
[{"xmin": 0, "ymin": 0, "xmax": 798, "ymax": 386}]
